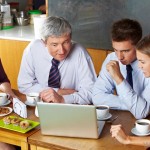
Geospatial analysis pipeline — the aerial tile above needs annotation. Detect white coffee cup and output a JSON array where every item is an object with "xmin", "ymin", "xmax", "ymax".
[
  {"xmin": 96, "ymin": 105, "xmax": 109, "ymax": 119},
  {"xmin": 26, "ymin": 92, "xmax": 40, "ymax": 104},
  {"xmin": 0, "ymin": 93, "xmax": 8, "ymax": 105},
  {"xmin": 35, "ymin": 101, "xmax": 43, "ymax": 117},
  {"xmin": 135, "ymin": 119, "xmax": 150, "ymax": 134}
]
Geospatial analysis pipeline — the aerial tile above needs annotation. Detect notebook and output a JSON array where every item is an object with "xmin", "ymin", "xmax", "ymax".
[{"xmin": 37, "ymin": 103, "xmax": 105, "ymax": 139}]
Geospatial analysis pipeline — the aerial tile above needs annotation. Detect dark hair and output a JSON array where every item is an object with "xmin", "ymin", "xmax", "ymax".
[
  {"xmin": 111, "ymin": 18, "xmax": 142, "ymax": 45},
  {"xmin": 136, "ymin": 35, "xmax": 150, "ymax": 57}
]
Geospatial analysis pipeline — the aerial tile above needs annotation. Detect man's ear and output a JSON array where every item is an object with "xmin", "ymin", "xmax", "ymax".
[{"xmin": 41, "ymin": 39, "xmax": 47, "ymax": 47}]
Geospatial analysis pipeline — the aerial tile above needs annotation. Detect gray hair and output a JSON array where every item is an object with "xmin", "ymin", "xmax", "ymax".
[{"xmin": 40, "ymin": 16, "xmax": 72, "ymax": 41}]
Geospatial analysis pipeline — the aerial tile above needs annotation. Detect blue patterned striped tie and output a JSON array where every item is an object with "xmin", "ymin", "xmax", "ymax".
[
  {"xmin": 48, "ymin": 58, "xmax": 60, "ymax": 88},
  {"xmin": 126, "ymin": 65, "xmax": 133, "ymax": 88}
]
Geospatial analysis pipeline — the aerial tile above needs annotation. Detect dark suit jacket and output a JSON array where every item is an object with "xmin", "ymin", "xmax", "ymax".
[
  {"xmin": 33, "ymin": 0, "xmax": 45, "ymax": 10},
  {"xmin": 0, "ymin": 59, "xmax": 9, "ymax": 84}
]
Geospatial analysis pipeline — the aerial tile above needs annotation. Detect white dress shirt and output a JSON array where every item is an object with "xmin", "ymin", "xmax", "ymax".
[
  {"xmin": 18, "ymin": 39, "xmax": 96, "ymax": 104},
  {"xmin": 92, "ymin": 52, "xmax": 150, "ymax": 119}
]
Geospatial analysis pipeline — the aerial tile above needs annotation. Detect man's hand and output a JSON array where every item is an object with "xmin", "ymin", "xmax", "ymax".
[
  {"xmin": 106, "ymin": 60, "xmax": 124, "ymax": 85},
  {"xmin": 57, "ymin": 89, "xmax": 77, "ymax": 95},
  {"xmin": 25, "ymin": 5, "xmax": 33, "ymax": 11},
  {"xmin": 39, "ymin": 5, "xmax": 46, "ymax": 13},
  {"xmin": 40, "ymin": 88, "xmax": 64, "ymax": 103}
]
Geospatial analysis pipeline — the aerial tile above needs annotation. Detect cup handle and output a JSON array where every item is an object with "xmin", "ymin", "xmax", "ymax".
[
  {"xmin": 7, "ymin": 94, "xmax": 10, "ymax": 100},
  {"xmin": 34, "ymin": 98, "xmax": 38, "ymax": 106}
]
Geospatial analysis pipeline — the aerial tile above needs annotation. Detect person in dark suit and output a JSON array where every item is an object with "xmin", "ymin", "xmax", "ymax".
[
  {"xmin": 26, "ymin": 0, "xmax": 46, "ymax": 13},
  {"xmin": 0, "ymin": 59, "xmax": 18, "ymax": 149},
  {"xmin": 0, "ymin": 59, "xmax": 16, "ymax": 98}
]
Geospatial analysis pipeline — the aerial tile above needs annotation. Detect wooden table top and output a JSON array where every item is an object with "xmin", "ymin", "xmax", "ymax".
[{"xmin": 28, "ymin": 109, "xmax": 149, "ymax": 150}]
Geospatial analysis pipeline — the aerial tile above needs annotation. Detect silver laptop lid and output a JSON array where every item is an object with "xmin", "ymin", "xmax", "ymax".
[{"xmin": 37, "ymin": 103, "xmax": 105, "ymax": 139}]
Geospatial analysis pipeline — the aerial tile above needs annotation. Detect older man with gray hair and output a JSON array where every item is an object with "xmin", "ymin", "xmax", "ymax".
[{"xmin": 18, "ymin": 16, "xmax": 96, "ymax": 104}]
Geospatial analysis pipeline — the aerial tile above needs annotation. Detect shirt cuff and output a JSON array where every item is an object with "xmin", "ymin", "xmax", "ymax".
[
  {"xmin": 42, "ymin": 87, "xmax": 58, "ymax": 92},
  {"xmin": 53, "ymin": 88, "xmax": 58, "ymax": 92},
  {"xmin": 63, "ymin": 95, "xmax": 74, "ymax": 104}
]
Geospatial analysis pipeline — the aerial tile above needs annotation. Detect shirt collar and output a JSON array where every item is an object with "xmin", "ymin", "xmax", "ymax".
[{"xmin": 130, "ymin": 59, "xmax": 138, "ymax": 72}]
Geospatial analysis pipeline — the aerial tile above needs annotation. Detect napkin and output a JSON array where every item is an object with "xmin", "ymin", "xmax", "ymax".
[{"xmin": 13, "ymin": 98, "xmax": 27, "ymax": 118}]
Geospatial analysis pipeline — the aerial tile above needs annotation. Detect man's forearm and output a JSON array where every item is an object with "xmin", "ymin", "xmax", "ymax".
[
  {"xmin": 0, "ymin": 82, "xmax": 16, "ymax": 98},
  {"xmin": 27, "ymin": 0, "xmax": 33, "ymax": 5},
  {"xmin": 57, "ymin": 89, "xmax": 77, "ymax": 95}
]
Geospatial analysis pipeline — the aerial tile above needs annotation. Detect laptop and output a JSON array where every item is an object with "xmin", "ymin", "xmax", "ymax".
[{"xmin": 37, "ymin": 103, "xmax": 105, "ymax": 139}]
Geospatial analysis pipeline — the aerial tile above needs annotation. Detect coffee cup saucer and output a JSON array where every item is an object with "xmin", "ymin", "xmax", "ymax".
[
  {"xmin": 25, "ymin": 100, "xmax": 36, "ymax": 107},
  {"xmin": 131, "ymin": 127, "xmax": 150, "ymax": 136},
  {"xmin": 97, "ymin": 113, "xmax": 112, "ymax": 121},
  {"xmin": 0, "ymin": 100, "xmax": 11, "ymax": 106}
]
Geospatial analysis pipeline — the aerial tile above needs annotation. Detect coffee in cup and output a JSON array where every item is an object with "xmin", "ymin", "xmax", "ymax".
[
  {"xmin": 96, "ymin": 105, "xmax": 109, "ymax": 119},
  {"xmin": 0, "ymin": 93, "xmax": 8, "ymax": 105},
  {"xmin": 135, "ymin": 119, "xmax": 150, "ymax": 134},
  {"xmin": 26, "ymin": 92, "xmax": 40, "ymax": 104}
]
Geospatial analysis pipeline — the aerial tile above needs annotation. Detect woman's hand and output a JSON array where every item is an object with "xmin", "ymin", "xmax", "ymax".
[{"xmin": 110, "ymin": 124, "xmax": 131, "ymax": 145}]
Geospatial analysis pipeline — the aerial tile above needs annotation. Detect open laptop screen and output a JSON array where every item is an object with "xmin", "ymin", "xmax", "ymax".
[{"xmin": 37, "ymin": 103, "xmax": 105, "ymax": 139}]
